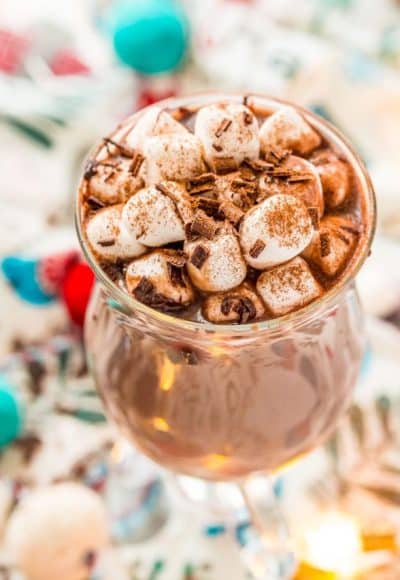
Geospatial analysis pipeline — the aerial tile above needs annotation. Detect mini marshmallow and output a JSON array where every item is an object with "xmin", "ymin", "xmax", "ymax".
[
  {"xmin": 240, "ymin": 194, "xmax": 314, "ymax": 269},
  {"xmin": 185, "ymin": 224, "xmax": 247, "ymax": 292},
  {"xmin": 122, "ymin": 183, "xmax": 192, "ymax": 247},
  {"xmin": 258, "ymin": 155, "xmax": 324, "ymax": 217},
  {"xmin": 311, "ymin": 150, "xmax": 351, "ymax": 209},
  {"xmin": 143, "ymin": 133, "xmax": 206, "ymax": 184},
  {"xmin": 195, "ymin": 103, "xmax": 259, "ymax": 171},
  {"xmin": 5, "ymin": 483, "xmax": 109, "ymax": 580},
  {"xmin": 86, "ymin": 157, "xmax": 144, "ymax": 205},
  {"xmin": 259, "ymin": 106, "xmax": 321, "ymax": 157},
  {"xmin": 125, "ymin": 250, "xmax": 195, "ymax": 308},
  {"xmin": 126, "ymin": 106, "xmax": 187, "ymax": 150},
  {"xmin": 202, "ymin": 282, "xmax": 265, "ymax": 324},
  {"xmin": 302, "ymin": 215, "xmax": 359, "ymax": 277},
  {"xmin": 86, "ymin": 205, "xmax": 146, "ymax": 261},
  {"xmin": 257, "ymin": 257, "xmax": 322, "ymax": 317}
]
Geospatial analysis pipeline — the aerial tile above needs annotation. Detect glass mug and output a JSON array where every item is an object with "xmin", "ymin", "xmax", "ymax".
[{"xmin": 77, "ymin": 94, "xmax": 376, "ymax": 578}]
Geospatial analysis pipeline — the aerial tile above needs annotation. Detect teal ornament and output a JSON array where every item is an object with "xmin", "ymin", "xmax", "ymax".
[
  {"xmin": 1, "ymin": 256, "xmax": 55, "ymax": 306},
  {"xmin": 110, "ymin": 0, "xmax": 189, "ymax": 75},
  {"xmin": 0, "ymin": 376, "xmax": 23, "ymax": 448}
]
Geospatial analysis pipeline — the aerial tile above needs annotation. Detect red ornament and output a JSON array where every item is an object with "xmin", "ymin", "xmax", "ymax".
[
  {"xmin": 0, "ymin": 28, "xmax": 29, "ymax": 74},
  {"xmin": 50, "ymin": 49, "xmax": 90, "ymax": 76},
  {"xmin": 60, "ymin": 261, "xmax": 95, "ymax": 327}
]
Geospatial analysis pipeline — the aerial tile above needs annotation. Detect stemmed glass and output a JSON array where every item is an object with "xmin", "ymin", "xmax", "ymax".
[{"xmin": 77, "ymin": 94, "xmax": 376, "ymax": 578}]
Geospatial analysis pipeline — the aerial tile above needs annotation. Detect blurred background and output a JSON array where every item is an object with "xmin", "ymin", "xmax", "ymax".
[{"xmin": 1, "ymin": 0, "xmax": 400, "ymax": 578}]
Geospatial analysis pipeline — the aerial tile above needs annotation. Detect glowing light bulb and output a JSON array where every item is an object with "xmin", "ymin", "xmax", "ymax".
[{"xmin": 301, "ymin": 511, "xmax": 361, "ymax": 578}]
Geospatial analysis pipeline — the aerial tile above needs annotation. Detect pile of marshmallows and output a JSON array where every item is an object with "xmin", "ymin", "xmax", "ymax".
[{"xmin": 85, "ymin": 101, "xmax": 357, "ymax": 322}]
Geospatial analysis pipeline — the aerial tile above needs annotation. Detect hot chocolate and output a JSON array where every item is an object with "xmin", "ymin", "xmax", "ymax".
[{"xmin": 78, "ymin": 94, "xmax": 375, "ymax": 480}]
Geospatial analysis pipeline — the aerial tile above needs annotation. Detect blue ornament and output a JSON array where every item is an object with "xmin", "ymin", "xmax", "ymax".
[
  {"xmin": 1, "ymin": 256, "xmax": 55, "ymax": 306},
  {"xmin": 109, "ymin": 0, "xmax": 189, "ymax": 75},
  {"xmin": 0, "ymin": 376, "xmax": 23, "ymax": 448}
]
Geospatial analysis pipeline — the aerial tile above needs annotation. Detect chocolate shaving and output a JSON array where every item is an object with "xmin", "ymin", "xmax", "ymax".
[
  {"xmin": 188, "ymin": 173, "xmax": 216, "ymax": 194},
  {"xmin": 190, "ymin": 210, "xmax": 219, "ymax": 240},
  {"xmin": 264, "ymin": 147, "xmax": 291, "ymax": 165},
  {"xmin": 190, "ymin": 245, "xmax": 209, "ymax": 269},
  {"xmin": 86, "ymin": 195, "xmax": 105, "ymax": 210},
  {"xmin": 155, "ymin": 183, "xmax": 172, "ymax": 197},
  {"xmin": 215, "ymin": 118, "xmax": 232, "ymax": 138},
  {"xmin": 221, "ymin": 295, "xmax": 257, "ymax": 323},
  {"xmin": 212, "ymin": 144, "xmax": 223, "ymax": 152},
  {"xmin": 103, "ymin": 137, "xmax": 135, "ymax": 158},
  {"xmin": 214, "ymin": 157, "xmax": 237, "ymax": 174},
  {"xmin": 249, "ymin": 239, "xmax": 266, "ymax": 258},
  {"xmin": 101, "ymin": 260, "xmax": 124, "ymax": 283},
  {"xmin": 243, "ymin": 158, "xmax": 274, "ymax": 173},
  {"xmin": 320, "ymin": 233, "xmax": 331, "ymax": 257},
  {"xmin": 340, "ymin": 224, "xmax": 361, "ymax": 236},
  {"xmin": 175, "ymin": 106, "xmax": 193, "ymax": 121},
  {"xmin": 219, "ymin": 200, "xmax": 244, "ymax": 226},
  {"xmin": 231, "ymin": 178, "xmax": 257, "ymax": 197},
  {"xmin": 243, "ymin": 95, "xmax": 250, "ymax": 106},
  {"xmin": 239, "ymin": 165, "xmax": 257, "ymax": 181},
  {"xmin": 84, "ymin": 160, "xmax": 98, "ymax": 180},
  {"xmin": 287, "ymin": 172, "xmax": 313, "ymax": 183},
  {"xmin": 132, "ymin": 277, "xmax": 186, "ymax": 312},
  {"xmin": 130, "ymin": 151, "xmax": 145, "ymax": 176},
  {"xmin": 167, "ymin": 263, "xmax": 186, "ymax": 287},
  {"xmin": 165, "ymin": 250, "xmax": 187, "ymax": 267},
  {"xmin": 14, "ymin": 434, "xmax": 42, "ymax": 463},
  {"xmin": 337, "ymin": 232, "xmax": 351, "ymax": 245},
  {"xmin": 104, "ymin": 169, "xmax": 116, "ymax": 183},
  {"xmin": 308, "ymin": 207, "xmax": 320, "ymax": 230},
  {"xmin": 265, "ymin": 169, "xmax": 293, "ymax": 178},
  {"xmin": 98, "ymin": 238, "xmax": 115, "ymax": 247},
  {"xmin": 195, "ymin": 197, "xmax": 221, "ymax": 218},
  {"xmin": 243, "ymin": 111, "xmax": 253, "ymax": 125}
]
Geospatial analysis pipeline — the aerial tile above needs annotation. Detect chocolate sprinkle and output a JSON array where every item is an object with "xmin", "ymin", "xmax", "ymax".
[
  {"xmin": 130, "ymin": 151, "xmax": 145, "ymax": 176},
  {"xmin": 243, "ymin": 111, "xmax": 253, "ymax": 125},
  {"xmin": 98, "ymin": 238, "xmax": 115, "ymax": 247},
  {"xmin": 320, "ymin": 233, "xmax": 331, "ymax": 257},
  {"xmin": 308, "ymin": 207, "xmax": 320, "ymax": 230},
  {"xmin": 190, "ymin": 210, "xmax": 219, "ymax": 239},
  {"xmin": 249, "ymin": 239, "xmax": 266, "ymax": 258},
  {"xmin": 214, "ymin": 157, "xmax": 237, "ymax": 173},
  {"xmin": 103, "ymin": 137, "xmax": 135, "ymax": 158},
  {"xmin": 215, "ymin": 118, "xmax": 232, "ymax": 138},
  {"xmin": 190, "ymin": 245, "xmax": 209, "ymax": 269},
  {"xmin": 212, "ymin": 144, "xmax": 223, "ymax": 152}
]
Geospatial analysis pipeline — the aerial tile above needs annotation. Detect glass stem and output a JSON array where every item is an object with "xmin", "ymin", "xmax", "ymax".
[{"xmin": 238, "ymin": 477, "xmax": 296, "ymax": 580}]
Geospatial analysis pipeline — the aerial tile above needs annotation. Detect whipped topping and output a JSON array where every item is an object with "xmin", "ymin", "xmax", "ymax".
[
  {"xmin": 258, "ymin": 155, "xmax": 324, "ymax": 217},
  {"xmin": 86, "ymin": 205, "xmax": 146, "ymax": 261},
  {"xmin": 202, "ymin": 282, "xmax": 265, "ymax": 324},
  {"xmin": 240, "ymin": 194, "xmax": 314, "ymax": 269},
  {"xmin": 122, "ymin": 183, "xmax": 192, "ymax": 247},
  {"xmin": 259, "ymin": 106, "xmax": 321, "ymax": 157},
  {"xmin": 126, "ymin": 107, "xmax": 187, "ymax": 150},
  {"xmin": 195, "ymin": 103, "xmax": 259, "ymax": 171},
  {"xmin": 185, "ymin": 224, "xmax": 247, "ymax": 292},
  {"xmin": 86, "ymin": 156, "xmax": 144, "ymax": 205},
  {"xmin": 143, "ymin": 133, "xmax": 206, "ymax": 184},
  {"xmin": 257, "ymin": 257, "xmax": 322, "ymax": 317},
  {"xmin": 302, "ymin": 215, "xmax": 359, "ymax": 276},
  {"xmin": 125, "ymin": 249, "xmax": 195, "ymax": 308},
  {"xmin": 311, "ymin": 150, "xmax": 351, "ymax": 209}
]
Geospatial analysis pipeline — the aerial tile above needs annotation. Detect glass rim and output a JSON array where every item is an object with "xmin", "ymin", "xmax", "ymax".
[{"xmin": 75, "ymin": 92, "xmax": 377, "ymax": 335}]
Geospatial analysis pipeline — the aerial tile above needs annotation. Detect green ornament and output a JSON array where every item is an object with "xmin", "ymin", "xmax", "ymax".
[{"xmin": 0, "ymin": 376, "xmax": 23, "ymax": 448}]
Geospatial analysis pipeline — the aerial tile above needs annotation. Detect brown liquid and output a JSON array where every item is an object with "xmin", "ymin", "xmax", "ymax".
[
  {"xmin": 85, "ymin": 283, "xmax": 364, "ymax": 480},
  {"xmin": 79, "ymin": 95, "xmax": 374, "ymax": 480}
]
